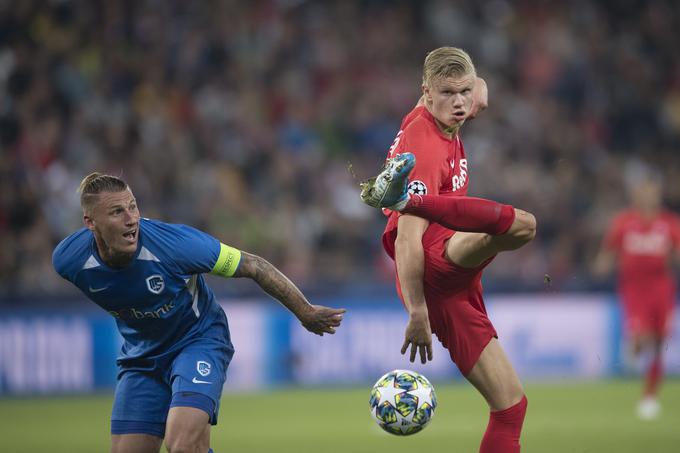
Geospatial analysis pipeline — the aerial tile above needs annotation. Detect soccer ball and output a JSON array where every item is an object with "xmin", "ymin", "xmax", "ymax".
[{"xmin": 369, "ymin": 369, "xmax": 437, "ymax": 436}]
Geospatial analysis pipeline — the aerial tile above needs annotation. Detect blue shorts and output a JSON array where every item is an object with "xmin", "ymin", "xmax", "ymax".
[{"xmin": 111, "ymin": 335, "xmax": 234, "ymax": 437}]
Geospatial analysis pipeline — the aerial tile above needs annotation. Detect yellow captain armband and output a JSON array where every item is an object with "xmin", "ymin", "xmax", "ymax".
[{"xmin": 210, "ymin": 243, "xmax": 242, "ymax": 278}]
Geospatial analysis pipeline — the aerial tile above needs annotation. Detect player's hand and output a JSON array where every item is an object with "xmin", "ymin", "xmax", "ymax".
[
  {"xmin": 468, "ymin": 77, "xmax": 488, "ymax": 119},
  {"xmin": 401, "ymin": 310, "xmax": 433, "ymax": 364},
  {"xmin": 299, "ymin": 305, "xmax": 346, "ymax": 336}
]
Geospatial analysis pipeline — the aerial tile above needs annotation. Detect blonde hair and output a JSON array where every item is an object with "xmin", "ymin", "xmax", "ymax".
[
  {"xmin": 422, "ymin": 47, "xmax": 476, "ymax": 87},
  {"xmin": 78, "ymin": 172, "xmax": 128, "ymax": 210}
]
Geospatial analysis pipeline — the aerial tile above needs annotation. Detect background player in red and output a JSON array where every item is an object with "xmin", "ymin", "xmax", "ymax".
[
  {"xmin": 361, "ymin": 47, "xmax": 537, "ymax": 452},
  {"xmin": 593, "ymin": 173, "xmax": 680, "ymax": 420}
]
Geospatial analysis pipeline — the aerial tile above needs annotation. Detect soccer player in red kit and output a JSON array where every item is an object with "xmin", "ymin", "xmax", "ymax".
[
  {"xmin": 361, "ymin": 47, "xmax": 537, "ymax": 452},
  {"xmin": 594, "ymin": 176, "xmax": 680, "ymax": 419}
]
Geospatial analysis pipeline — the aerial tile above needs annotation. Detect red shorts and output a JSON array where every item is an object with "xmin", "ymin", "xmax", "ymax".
[
  {"xmin": 620, "ymin": 281, "xmax": 676, "ymax": 337},
  {"xmin": 394, "ymin": 224, "xmax": 497, "ymax": 376}
]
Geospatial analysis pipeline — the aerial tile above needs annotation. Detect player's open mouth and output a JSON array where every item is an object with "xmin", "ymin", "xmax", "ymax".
[
  {"xmin": 123, "ymin": 229, "xmax": 137, "ymax": 241},
  {"xmin": 453, "ymin": 111, "xmax": 466, "ymax": 119}
]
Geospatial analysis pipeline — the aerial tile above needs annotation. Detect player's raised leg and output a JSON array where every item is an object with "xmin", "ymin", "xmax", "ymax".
[
  {"xmin": 443, "ymin": 208, "xmax": 536, "ymax": 268},
  {"xmin": 403, "ymin": 193, "xmax": 521, "ymax": 243},
  {"xmin": 360, "ymin": 153, "xmax": 531, "ymax": 248},
  {"xmin": 360, "ymin": 153, "xmax": 416, "ymax": 210}
]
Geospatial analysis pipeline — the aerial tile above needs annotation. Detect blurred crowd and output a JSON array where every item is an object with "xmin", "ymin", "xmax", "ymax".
[{"xmin": 1, "ymin": 0, "xmax": 680, "ymax": 300}]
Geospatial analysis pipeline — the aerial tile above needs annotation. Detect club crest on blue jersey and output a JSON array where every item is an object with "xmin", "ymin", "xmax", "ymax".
[
  {"xmin": 197, "ymin": 361, "xmax": 211, "ymax": 377},
  {"xmin": 145, "ymin": 274, "xmax": 165, "ymax": 294}
]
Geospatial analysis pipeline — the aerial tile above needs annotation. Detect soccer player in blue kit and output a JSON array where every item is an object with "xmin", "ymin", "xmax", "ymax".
[{"xmin": 52, "ymin": 173, "xmax": 346, "ymax": 453}]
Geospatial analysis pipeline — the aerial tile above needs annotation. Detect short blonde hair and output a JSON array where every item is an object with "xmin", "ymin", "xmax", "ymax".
[
  {"xmin": 78, "ymin": 172, "xmax": 128, "ymax": 210},
  {"xmin": 422, "ymin": 47, "xmax": 476, "ymax": 86}
]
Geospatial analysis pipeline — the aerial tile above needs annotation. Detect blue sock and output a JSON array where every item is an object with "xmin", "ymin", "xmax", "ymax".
[{"xmin": 208, "ymin": 449, "xmax": 213, "ymax": 453}]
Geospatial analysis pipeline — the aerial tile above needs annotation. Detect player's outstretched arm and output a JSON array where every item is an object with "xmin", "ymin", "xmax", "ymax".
[{"xmin": 233, "ymin": 251, "xmax": 345, "ymax": 336}]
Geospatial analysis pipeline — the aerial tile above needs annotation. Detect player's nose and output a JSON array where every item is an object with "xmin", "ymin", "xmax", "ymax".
[{"xmin": 123, "ymin": 209, "xmax": 138, "ymax": 224}]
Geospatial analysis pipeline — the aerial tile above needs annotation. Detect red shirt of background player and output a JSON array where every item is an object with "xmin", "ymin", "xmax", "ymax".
[
  {"xmin": 604, "ymin": 209, "xmax": 680, "ymax": 334},
  {"xmin": 382, "ymin": 105, "xmax": 469, "ymax": 259}
]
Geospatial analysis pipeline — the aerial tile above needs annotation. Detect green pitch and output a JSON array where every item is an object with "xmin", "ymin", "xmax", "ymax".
[{"xmin": 1, "ymin": 379, "xmax": 678, "ymax": 452}]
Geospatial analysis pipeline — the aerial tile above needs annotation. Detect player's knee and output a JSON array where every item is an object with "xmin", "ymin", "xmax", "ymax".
[
  {"xmin": 165, "ymin": 432, "xmax": 207, "ymax": 453},
  {"xmin": 503, "ymin": 384, "xmax": 526, "ymax": 411},
  {"xmin": 164, "ymin": 441, "xmax": 200, "ymax": 453}
]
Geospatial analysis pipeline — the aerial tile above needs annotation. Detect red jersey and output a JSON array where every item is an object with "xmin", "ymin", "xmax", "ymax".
[
  {"xmin": 382, "ymin": 106, "xmax": 469, "ymax": 258},
  {"xmin": 378, "ymin": 106, "xmax": 496, "ymax": 374},
  {"xmin": 604, "ymin": 209, "xmax": 680, "ymax": 291}
]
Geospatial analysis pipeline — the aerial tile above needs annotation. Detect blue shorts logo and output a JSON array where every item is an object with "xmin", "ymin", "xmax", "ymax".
[
  {"xmin": 146, "ymin": 275, "xmax": 165, "ymax": 294},
  {"xmin": 197, "ymin": 361, "xmax": 211, "ymax": 377}
]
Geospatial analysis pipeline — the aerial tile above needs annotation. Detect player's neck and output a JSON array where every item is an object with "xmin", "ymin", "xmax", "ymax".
[
  {"xmin": 434, "ymin": 119, "xmax": 460, "ymax": 139},
  {"xmin": 424, "ymin": 105, "xmax": 460, "ymax": 138},
  {"xmin": 95, "ymin": 237, "xmax": 135, "ymax": 268}
]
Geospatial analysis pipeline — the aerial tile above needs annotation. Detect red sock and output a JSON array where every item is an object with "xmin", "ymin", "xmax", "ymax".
[
  {"xmin": 479, "ymin": 396, "xmax": 528, "ymax": 453},
  {"xmin": 644, "ymin": 356, "xmax": 662, "ymax": 397},
  {"xmin": 404, "ymin": 194, "xmax": 516, "ymax": 235}
]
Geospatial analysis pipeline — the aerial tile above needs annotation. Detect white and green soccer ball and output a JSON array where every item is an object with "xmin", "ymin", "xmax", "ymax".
[{"xmin": 369, "ymin": 369, "xmax": 437, "ymax": 436}]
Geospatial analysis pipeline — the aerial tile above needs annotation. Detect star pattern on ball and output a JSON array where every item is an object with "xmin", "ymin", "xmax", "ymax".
[
  {"xmin": 369, "ymin": 370, "xmax": 437, "ymax": 436},
  {"xmin": 376, "ymin": 380, "xmax": 407, "ymax": 407},
  {"xmin": 409, "ymin": 384, "xmax": 434, "ymax": 409}
]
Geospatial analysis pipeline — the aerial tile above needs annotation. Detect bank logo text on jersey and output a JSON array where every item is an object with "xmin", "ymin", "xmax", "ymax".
[{"xmin": 108, "ymin": 302, "xmax": 175, "ymax": 320}]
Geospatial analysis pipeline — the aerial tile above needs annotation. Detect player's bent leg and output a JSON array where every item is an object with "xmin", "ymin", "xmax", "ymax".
[
  {"xmin": 403, "ymin": 194, "xmax": 516, "ymax": 235},
  {"xmin": 164, "ymin": 406, "xmax": 211, "ymax": 453},
  {"xmin": 445, "ymin": 231, "xmax": 495, "ymax": 269},
  {"xmin": 445, "ymin": 209, "xmax": 536, "ymax": 268},
  {"xmin": 466, "ymin": 338, "xmax": 527, "ymax": 453},
  {"xmin": 111, "ymin": 434, "xmax": 163, "ymax": 453},
  {"xmin": 360, "ymin": 152, "xmax": 416, "ymax": 209}
]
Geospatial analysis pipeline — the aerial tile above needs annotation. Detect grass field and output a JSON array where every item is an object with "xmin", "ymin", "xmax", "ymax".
[{"xmin": 1, "ymin": 379, "xmax": 679, "ymax": 452}]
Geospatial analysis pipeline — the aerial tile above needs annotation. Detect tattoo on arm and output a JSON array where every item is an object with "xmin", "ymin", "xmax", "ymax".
[{"xmin": 233, "ymin": 252, "xmax": 311, "ymax": 317}]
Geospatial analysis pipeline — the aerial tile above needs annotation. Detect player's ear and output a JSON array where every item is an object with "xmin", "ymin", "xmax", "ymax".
[
  {"xmin": 422, "ymin": 84, "xmax": 432, "ymax": 103},
  {"xmin": 83, "ymin": 214, "xmax": 95, "ymax": 231}
]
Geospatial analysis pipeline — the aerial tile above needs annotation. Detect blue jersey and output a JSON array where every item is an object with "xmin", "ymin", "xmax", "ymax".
[{"xmin": 52, "ymin": 218, "xmax": 239, "ymax": 364}]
